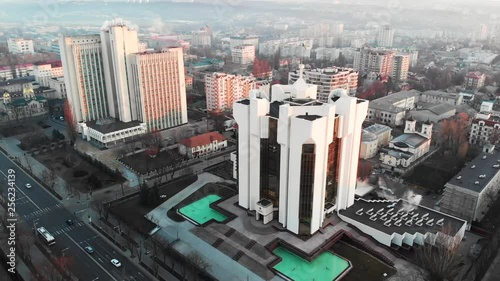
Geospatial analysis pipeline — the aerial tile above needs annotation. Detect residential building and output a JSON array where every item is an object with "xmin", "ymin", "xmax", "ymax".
[
  {"xmin": 0, "ymin": 64, "xmax": 34, "ymax": 80},
  {"xmin": 463, "ymin": 72, "xmax": 486, "ymax": 91},
  {"xmin": 361, "ymin": 123, "xmax": 393, "ymax": 159},
  {"xmin": 469, "ymin": 113, "xmax": 500, "ymax": 145},
  {"xmin": 185, "ymin": 75, "xmax": 193, "ymax": 90},
  {"xmin": 407, "ymin": 103, "xmax": 456, "ymax": 123},
  {"xmin": 392, "ymin": 55, "xmax": 410, "ymax": 81},
  {"xmin": 7, "ymin": 38, "xmax": 35, "ymax": 54},
  {"xmin": 400, "ymin": 49, "xmax": 419, "ymax": 68},
  {"xmin": 419, "ymin": 90, "xmax": 463, "ymax": 106},
  {"xmin": 315, "ymin": 48, "xmax": 341, "ymax": 62},
  {"xmin": 191, "ymin": 31, "xmax": 211, "ymax": 46},
  {"xmin": 100, "ymin": 19, "xmax": 139, "ymax": 123},
  {"xmin": 288, "ymin": 67, "xmax": 359, "ymax": 102},
  {"xmin": 353, "ymin": 48, "xmax": 395, "ymax": 78},
  {"xmin": 259, "ymin": 38, "xmax": 313, "ymax": 58},
  {"xmin": 233, "ymin": 65, "xmax": 369, "ymax": 235},
  {"xmin": 59, "ymin": 34, "xmax": 110, "ymax": 122},
  {"xmin": 178, "ymin": 132, "xmax": 227, "ymax": 158},
  {"xmin": 366, "ymin": 90, "xmax": 421, "ymax": 126},
  {"xmin": 33, "ymin": 61, "xmax": 64, "ymax": 87},
  {"xmin": 188, "ymin": 58, "xmax": 224, "ymax": 72},
  {"xmin": 379, "ymin": 119, "xmax": 432, "ymax": 170},
  {"xmin": 128, "ymin": 48, "xmax": 188, "ymax": 131},
  {"xmin": 377, "ymin": 26, "xmax": 395, "ymax": 48},
  {"xmin": 48, "ymin": 77, "xmax": 67, "ymax": 99},
  {"xmin": 365, "ymin": 124, "xmax": 392, "ymax": 147},
  {"xmin": 205, "ymin": 73, "xmax": 257, "ymax": 112},
  {"xmin": 231, "ymin": 44, "xmax": 255, "ymax": 65},
  {"xmin": 441, "ymin": 145, "xmax": 500, "ymax": 225},
  {"xmin": 230, "ymin": 35, "xmax": 259, "ymax": 50}
]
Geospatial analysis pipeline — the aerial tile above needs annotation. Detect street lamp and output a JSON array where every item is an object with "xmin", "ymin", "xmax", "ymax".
[{"xmin": 61, "ymin": 247, "xmax": 70, "ymax": 270}]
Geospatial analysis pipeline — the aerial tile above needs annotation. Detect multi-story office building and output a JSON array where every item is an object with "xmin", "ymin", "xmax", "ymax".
[
  {"xmin": 59, "ymin": 35, "xmax": 110, "ymax": 122},
  {"xmin": 101, "ymin": 19, "xmax": 139, "ymax": 123},
  {"xmin": 231, "ymin": 44, "xmax": 255, "ymax": 65},
  {"xmin": 463, "ymin": 72, "xmax": 486, "ymax": 91},
  {"xmin": 205, "ymin": 72, "xmax": 257, "ymax": 112},
  {"xmin": 288, "ymin": 67, "xmax": 359, "ymax": 102},
  {"xmin": 392, "ymin": 55, "xmax": 410, "ymax": 81},
  {"xmin": 234, "ymin": 66, "xmax": 369, "ymax": 235},
  {"xmin": 128, "ymin": 48, "xmax": 188, "ymax": 131},
  {"xmin": 33, "ymin": 61, "xmax": 64, "ymax": 87},
  {"xmin": 377, "ymin": 26, "xmax": 395, "ymax": 48},
  {"xmin": 353, "ymin": 48, "xmax": 395, "ymax": 77},
  {"xmin": 7, "ymin": 38, "xmax": 35, "ymax": 54}
]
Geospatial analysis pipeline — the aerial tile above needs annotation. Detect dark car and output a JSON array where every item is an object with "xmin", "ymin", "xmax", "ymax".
[
  {"xmin": 84, "ymin": 246, "xmax": 94, "ymax": 254},
  {"xmin": 66, "ymin": 219, "xmax": 74, "ymax": 226}
]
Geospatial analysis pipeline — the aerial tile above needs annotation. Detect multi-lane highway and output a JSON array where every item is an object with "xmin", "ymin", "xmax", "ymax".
[{"xmin": 0, "ymin": 152, "xmax": 151, "ymax": 281}]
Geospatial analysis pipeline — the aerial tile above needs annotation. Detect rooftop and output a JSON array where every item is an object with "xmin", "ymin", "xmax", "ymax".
[
  {"xmin": 447, "ymin": 151, "xmax": 500, "ymax": 193},
  {"xmin": 369, "ymin": 90, "xmax": 421, "ymax": 112},
  {"xmin": 296, "ymin": 113, "xmax": 323, "ymax": 121},
  {"xmin": 421, "ymin": 90, "xmax": 459, "ymax": 99},
  {"xmin": 86, "ymin": 119, "xmax": 142, "ymax": 134},
  {"xmin": 365, "ymin": 124, "xmax": 392, "ymax": 136},
  {"xmin": 391, "ymin": 133, "xmax": 429, "ymax": 148},
  {"xmin": 422, "ymin": 103, "xmax": 456, "ymax": 116},
  {"xmin": 179, "ymin": 132, "xmax": 226, "ymax": 148},
  {"xmin": 340, "ymin": 198, "xmax": 467, "ymax": 236}
]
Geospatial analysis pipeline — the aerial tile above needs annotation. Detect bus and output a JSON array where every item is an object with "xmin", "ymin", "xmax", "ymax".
[{"xmin": 37, "ymin": 227, "xmax": 55, "ymax": 246}]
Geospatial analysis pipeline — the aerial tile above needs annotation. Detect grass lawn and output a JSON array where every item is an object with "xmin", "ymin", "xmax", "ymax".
[
  {"xmin": 119, "ymin": 148, "xmax": 183, "ymax": 174},
  {"xmin": 273, "ymin": 247, "xmax": 350, "ymax": 281},
  {"xmin": 331, "ymin": 242, "xmax": 396, "ymax": 281},
  {"xmin": 168, "ymin": 182, "xmax": 237, "ymax": 222},
  {"xmin": 33, "ymin": 147, "xmax": 125, "ymax": 193},
  {"xmin": 178, "ymin": 194, "xmax": 227, "ymax": 224},
  {"xmin": 109, "ymin": 175, "xmax": 198, "ymax": 235}
]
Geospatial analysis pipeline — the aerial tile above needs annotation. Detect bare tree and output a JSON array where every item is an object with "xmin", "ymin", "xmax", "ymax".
[
  {"xmin": 41, "ymin": 169, "xmax": 57, "ymax": 191},
  {"xmin": 186, "ymin": 251, "xmax": 211, "ymax": 280},
  {"xmin": 142, "ymin": 129, "xmax": 163, "ymax": 158},
  {"xmin": 24, "ymin": 153, "xmax": 33, "ymax": 174},
  {"xmin": 148, "ymin": 238, "xmax": 160, "ymax": 277},
  {"xmin": 171, "ymin": 127, "xmax": 191, "ymax": 144},
  {"xmin": 91, "ymin": 199, "xmax": 105, "ymax": 219}
]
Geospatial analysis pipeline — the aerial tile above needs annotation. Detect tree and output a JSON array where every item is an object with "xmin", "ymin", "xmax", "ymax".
[
  {"xmin": 333, "ymin": 53, "xmax": 347, "ymax": 67},
  {"xmin": 139, "ymin": 182, "xmax": 149, "ymax": 206},
  {"xmin": 91, "ymin": 199, "xmax": 106, "ymax": 219},
  {"xmin": 142, "ymin": 129, "xmax": 163, "ymax": 158},
  {"xmin": 186, "ymin": 251, "xmax": 211, "ymax": 280},
  {"xmin": 64, "ymin": 99, "xmax": 78, "ymax": 145},
  {"xmin": 41, "ymin": 169, "xmax": 57, "ymax": 190},
  {"xmin": 87, "ymin": 173, "xmax": 102, "ymax": 190},
  {"xmin": 438, "ymin": 113, "xmax": 470, "ymax": 156},
  {"xmin": 357, "ymin": 160, "xmax": 373, "ymax": 181},
  {"xmin": 489, "ymin": 128, "xmax": 500, "ymax": 146},
  {"xmin": 414, "ymin": 231, "xmax": 463, "ymax": 281}
]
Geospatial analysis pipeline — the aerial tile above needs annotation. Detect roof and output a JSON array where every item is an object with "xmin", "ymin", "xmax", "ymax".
[
  {"xmin": 179, "ymin": 132, "xmax": 226, "ymax": 148},
  {"xmin": 446, "ymin": 151, "xmax": 500, "ymax": 193},
  {"xmin": 362, "ymin": 130, "xmax": 378, "ymax": 142},
  {"xmin": 466, "ymin": 72, "xmax": 484, "ymax": 79},
  {"xmin": 421, "ymin": 90, "xmax": 459, "ymax": 99},
  {"xmin": 472, "ymin": 116, "xmax": 500, "ymax": 127},
  {"xmin": 391, "ymin": 133, "xmax": 429, "ymax": 148},
  {"xmin": 369, "ymin": 90, "xmax": 421, "ymax": 112},
  {"xmin": 365, "ymin": 124, "xmax": 392, "ymax": 136},
  {"xmin": 296, "ymin": 114, "xmax": 323, "ymax": 121},
  {"xmin": 423, "ymin": 103, "xmax": 456, "ymax": 116},
  {"xmin": 380, "ymin": 148, "xmax": 413, "ymax": 159},
  {"xmin": 86, "ymin": 120, "xmax": 142, "ymax": 134},
  {"xmin": 340, "ymin": 198, "xmax": 467, "ymax": 236},
  {"xmin": 0, "ymin": 79, "xmax": 33, "ymax": 87}
]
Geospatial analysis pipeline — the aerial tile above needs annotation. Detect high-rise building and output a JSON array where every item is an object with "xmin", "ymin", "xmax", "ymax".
[
  {"xmin": 288, "ymin": 67, "xmax": 359, "ymax": 101},
  {"xmin": 392, "ymin": 55, "xmax": 410, "ymax": 81},
  {"xmin": 205, "ymin": 73, "xmax": 257, "ymax": 112},
  {"xmin": 101, "ymin": 19, "xmax": 139, "ymax": 122},
  {"xmin": 231, "ymin": 44, "xmax": 255, "ymax": 65},
  {"xmin": 353, "ymin": 48, "xmax": 395, "ymax": 77},
  {"xmin": 377, "ymin": 26, "xmax": 395, "ymax": 48},
  {"xmin": 191, "ymin": 31, "xmax": 211, "ymax": 46},
  {"xmin": 59, "ymin": 35, "xmax": 110, "ymax": 122},
  {"xmin": 234, "ymin": 65, "xmax": 368, "ymax": 235},
  {"xmin": 7, "ymin": 38, "xmax": 35, "ymax": 54},
  {"xmin": 479, "ymin": 24, "xmax": 488, "ymax": 41},
  {"xmin": 128, "ymin": 48, "xmax": 188, "ymax": 131}
]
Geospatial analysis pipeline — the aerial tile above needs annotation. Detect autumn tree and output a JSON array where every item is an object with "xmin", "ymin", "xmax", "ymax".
[
  {"xmin": 357, "ymin": 160, "xmax": 373, "ymax": 181},
  {"xmin": 252, "ymin": 57, "xmax": 272, "ymax": 80},
  {"xmin": 438, "ymin": 113, "xmax": 470, "ymax": 157},
  {"xmin": 63, "ymin": 99, "xmax": 78, "ymax": 145}
]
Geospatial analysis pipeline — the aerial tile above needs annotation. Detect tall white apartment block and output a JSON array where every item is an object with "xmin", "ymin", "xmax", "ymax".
[
  {"xmin": 393, "ymin": 54, "xmax": 410, "ymax": 81},
  {"xmin": 234, "ymin": 66, "xmax": 368, "ymax": 235},
  {"xmin": 100, "ymin": 19, "xmax": 139, "ymax": 123},
  {"xmin": 289, "ymin": 67, "xmax": 359, "ymax": 101},
  {"xmin": 205, "ymin": 73, "xmax": 257, "ymax": 112},
  {"xmin": 231, "ymin": 44, "xmax": 255, "ymax": 65},
  {"xmin": 59, "ymin": 35, "xmax": 109, "ymax": 122},
  {"xmin": 128, "ymin": 48, "xmax": 188, "ymax": 131},
  {"xmin": 33, "ymin": 61, "xmax": 64, "ymax": 87},
  {"xmin": 353, "ymin": 48, "xmax": 395, "ymax": 77},
  {"xmin": 377, "ymin": 26, "xmax": 395, "ymax": 48},
  {"xmin": 7, "ymin": 38, "xmax": 35, "ymax": 54}
]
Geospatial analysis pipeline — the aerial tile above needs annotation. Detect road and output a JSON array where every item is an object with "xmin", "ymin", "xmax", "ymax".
[{"xmin": 0, "ymin": 152, "xmax": 151, "ymax": 281}]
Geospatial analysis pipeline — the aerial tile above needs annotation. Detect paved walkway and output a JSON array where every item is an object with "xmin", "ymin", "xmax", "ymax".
[{"xmin": 482, "ymin": 249, "xmax": 500, "ymax": 281}]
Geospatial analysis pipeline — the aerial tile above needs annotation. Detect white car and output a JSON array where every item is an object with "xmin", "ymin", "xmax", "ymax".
[
  {"xmin": 111, "ymin": 259, "xmax": 121, "ymax": 267},
  {"xmin": 25, "ymin": 183, "xmax": 31, "ymax": 189}
]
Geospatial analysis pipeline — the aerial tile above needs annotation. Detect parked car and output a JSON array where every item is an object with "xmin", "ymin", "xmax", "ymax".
[
  {"xmin": 111, "ymin": 259, "xmax": 121, "ymax": 267},
  {"xmin": 25, "ymin": 183, "xmax": 31, "ymax": 189},
  {"xmin": 84, "ymin": 246, "xmax": 94, "ymax": 254}
]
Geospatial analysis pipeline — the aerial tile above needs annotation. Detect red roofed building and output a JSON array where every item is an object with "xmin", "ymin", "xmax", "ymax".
[
  {"xmin": 178, "ymin": 132, "xmax": 228, "ymax": 158},
  {"xmin": 463, "ymin": 72, "xmax": 485, "ymax": 91}
]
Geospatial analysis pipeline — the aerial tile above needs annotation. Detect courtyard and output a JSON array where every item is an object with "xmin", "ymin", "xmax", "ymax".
[{"xmin": 119, "ymin": 148, "xmax": 184, "ymax": 175}]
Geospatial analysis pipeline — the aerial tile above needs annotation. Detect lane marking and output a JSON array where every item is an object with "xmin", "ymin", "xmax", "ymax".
[
  {"xmin": 63, "ymin": 232, "xmax": 118, "ymax": 281},
  {"xmin": 0, "ymin": 170, "xmax": 41, "ymax": 210}
]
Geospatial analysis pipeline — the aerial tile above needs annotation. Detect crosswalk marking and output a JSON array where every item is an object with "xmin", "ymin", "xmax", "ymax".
[
  {"xmin": 51, "ymin": 221, "xmax": 85, "ymax": 235},
  {"xmin": 21, "ymin": 204, "xmax": 64, "ymax": 220}
]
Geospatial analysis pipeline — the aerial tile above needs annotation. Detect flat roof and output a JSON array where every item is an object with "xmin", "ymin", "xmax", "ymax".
[
  {"xmin": 369, "ymin": 90, "xmax": 421, "ymax": 112},
  {"xmin": 340, "ymin": 199, "xmax": 466, "ymax": 236},
  {"xmin": 86, "ymin": 119, "xmax": 142, "ymax": 134},
  {"xmin": 365, "ymin": 124, "xmax": 392, "ymax": 136},
  {"xmin": 447, "ymin": 151, "xmax": 500, "ymax": 193},
  {"xmin": 296, "ymin": 114, "xmax": 323, "ymax": 121}
]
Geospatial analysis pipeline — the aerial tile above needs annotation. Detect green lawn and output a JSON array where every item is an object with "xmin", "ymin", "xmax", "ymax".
[{"xmin": 273, "ymin": 247, "xmax": 350, "ymax": 281}]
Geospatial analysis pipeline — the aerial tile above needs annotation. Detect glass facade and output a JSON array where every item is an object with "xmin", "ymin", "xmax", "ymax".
[
  {"xmin": 325, "ymin": 118, "xmax": 341, "ymax": 206},
  {"xmin": 260, "ymin": 118, "xmax": 281, "ymax": 206},
  {"xmin": 299, "ymin": 143, "xmax": 316, "ymax": 235}
]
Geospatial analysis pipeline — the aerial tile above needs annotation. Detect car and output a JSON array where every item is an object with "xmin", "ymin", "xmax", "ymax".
[
  {"xmin": 25, "ymin": 183, "xmax": 31, "ymax": 189},
  {"xmin": 59, "ymin": 116, "xmax": 64, "ymax": 121},
  {"xmin": 111, "ymin": 259, "xmax": 121, "ymax": 267},
  {"xmin": 84, "ymin": 246, "xmax": 94, "ymax": 254},
  {"xmin": 66, "ymin": 219, "xmax": 74, "ymax": 226}
]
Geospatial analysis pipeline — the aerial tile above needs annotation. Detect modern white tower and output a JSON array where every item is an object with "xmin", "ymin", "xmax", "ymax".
[
  {"xmin": 100, "ymin": 19, "xmax": 139, "ymax": 122},
  {"xmin": 234, "ymin": 65, "xmax": 368, "ymax": 235}
]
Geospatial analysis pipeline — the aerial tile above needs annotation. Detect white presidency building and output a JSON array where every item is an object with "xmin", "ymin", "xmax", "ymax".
[{"xmin": 234, "ymin": 66, "xmax": 369, "ymax": 235}]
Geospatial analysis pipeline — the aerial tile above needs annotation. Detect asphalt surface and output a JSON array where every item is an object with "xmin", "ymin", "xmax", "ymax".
[{"xmin": 0, "ymin": 152, "xmax": 151, "ymax": 281}]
